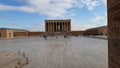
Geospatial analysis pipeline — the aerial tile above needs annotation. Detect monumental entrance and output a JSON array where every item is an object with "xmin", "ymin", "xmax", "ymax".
[{"xmin": 45, "ymin": 19, "xmax": 71, "ymax": 33}]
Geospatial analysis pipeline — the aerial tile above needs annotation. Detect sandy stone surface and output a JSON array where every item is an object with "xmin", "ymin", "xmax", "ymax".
[{"xmin": 0, "ymin": 36, "xmax": 108, "ymax": 68}]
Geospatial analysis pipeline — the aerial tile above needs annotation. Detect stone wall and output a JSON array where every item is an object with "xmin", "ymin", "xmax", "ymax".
[
  {"xmin": 14, "ymin": 32, "xmax": 28, "ymax": 37},
  {"xmin": 28, "ymin": 32, "xmax": 44, "ymax": 36},
  {"xmin": 13, "ymin": 30, "xmax": 29, "ymax": 37},
  {"xmin": 0, "ymin": 29, "xmax": 14, "ymax": 39},
  {"xmin": 84, "ymin": 26, "xmax": 108, "ymax": 35},
  {"xmin": 0, "ymin": 29, "xmax": 7, "ymax": 38},
  {"xmin": 70, "ymin": 31, "xmax": 85, "ymax": 35},
  {"xmin": 108, "ymin": 0, "xmax": 120, "ymax": 68},
  {"xmin": 102, "ymin": 27, "xmax": 108, "ymax": 35},
  {"xmin": 0, "ymin": 29, "xmax": 29, "ymax": 39},
  {"xmin": 6, "ymin": 30, "xmax": 14, "ymax": 39}
]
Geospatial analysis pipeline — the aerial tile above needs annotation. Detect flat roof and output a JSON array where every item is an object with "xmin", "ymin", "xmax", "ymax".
[
  {"xmin": 45, "ymin": 19, "xmax": 71, "ymax": 21},
  {"xmin": 0, "ymin": 28, "xmax": 29, "ymax": 31},
  {"xmin": 86, "ymin": 26, "xmax": 107, "ymax": 30}
]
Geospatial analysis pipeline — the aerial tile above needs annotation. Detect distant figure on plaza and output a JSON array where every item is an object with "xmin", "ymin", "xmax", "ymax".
[
  {"xmin": 64, "ymin": 35, "xmax": 68, "ymax": 38},
  {"xmin": 56, "ymin": 36, "xmax": 57, "ymax": 39},
  {"xmin": 43, "ymin": 35, "xmax": 47, "ymax": 40},
  {"xmin": 64, "ymin": 35, "xmax": 66, "ymax": 38}
]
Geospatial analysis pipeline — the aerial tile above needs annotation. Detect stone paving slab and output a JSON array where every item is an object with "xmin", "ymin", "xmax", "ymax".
[{"xmin": 0, "ymin": 36, "xmax": 108, "ymax": 68}]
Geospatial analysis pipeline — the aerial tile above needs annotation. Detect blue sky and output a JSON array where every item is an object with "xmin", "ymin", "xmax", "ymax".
[{"xmin": 0, "ymin": 0, "xmax": 107, "ymax": 31}]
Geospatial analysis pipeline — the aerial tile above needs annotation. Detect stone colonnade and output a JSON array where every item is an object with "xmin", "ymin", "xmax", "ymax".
[{"xmin": 45, "ymin": 20, "xmax": 71, "ymax": 32}]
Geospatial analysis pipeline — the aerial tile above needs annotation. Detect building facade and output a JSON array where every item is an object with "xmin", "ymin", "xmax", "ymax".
[
  {"xmin": 0, "ymin": 28, "xmax": 46, "ymax": 38},
  {"xmin": 0, "ymin": 29, "xmax": 13, "ymax": 39},
  {"xmin": 84, "ymin": 26, "xmax": 108, "ymax": 35},
  {"xmin": 28, "ymin": 32, "xmax": 44, "ymax": 36},
  {"xmin": 70, "ymin": 31, "xmax": 85, "ymax": 36},
  {"xmin": 45, "ymin": 19, "xmax": 71, "ymax": 33},
  {"xmin": 0, "ymin": 28, "xmax": 29, "ymax": 39}
]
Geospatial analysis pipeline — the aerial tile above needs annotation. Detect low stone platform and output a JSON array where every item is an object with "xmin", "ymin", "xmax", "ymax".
[
  {"xmin": 0, "ymin": 36, "xmax": 107, "ymax": 68},
  {"xmin": 0, "ymin": 50, "xmax": 28, "ymax": 68}
]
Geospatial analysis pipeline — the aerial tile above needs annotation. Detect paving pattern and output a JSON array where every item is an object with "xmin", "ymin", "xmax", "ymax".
[{"xmin": 0, "ymin": 36, "xmax": 108, "ymax": 68}]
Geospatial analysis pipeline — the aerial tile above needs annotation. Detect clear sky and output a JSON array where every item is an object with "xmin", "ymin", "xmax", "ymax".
[{"xmin": 0, "ymin": 0, "xmax": 107, "ymax": 31}]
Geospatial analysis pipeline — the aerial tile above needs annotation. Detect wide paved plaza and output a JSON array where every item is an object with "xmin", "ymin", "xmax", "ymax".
[{"xmin": 0, "ymin": 36, "xmax": 108, "ymax": 68}]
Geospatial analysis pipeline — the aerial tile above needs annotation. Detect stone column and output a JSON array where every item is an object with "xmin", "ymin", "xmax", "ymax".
[
  {"xmin": 65, "ymin": 22, "xmax": 66, "ymax": 31},
  {"xmin": 58, "ymin": 22, "xmax": 59, "ymax": 32},
  {"xmin": 68, "ymin": 22, "xmax": 69, "ymax": 31},
  {"xmin": 54, "ymin": 23, "xmax": 56, "ymax": 32},
  {"xmin": 53, "ymin": 23, "xmax": 54, "ymax": 32},
  {"xmin": 64, "ymin": 22, "xmax": 66, "ymax": 32},
  {"xmin": 63, "ymin": 22, "xmax": 64, "ymax": 32},
  {"xmin": 70, "ymin": 22, "xmax": 71, "ymax": 31},
  {"xmin": 45, "ymin": 22, "xmax": 47, "ymax": 32},
  {"xmin": 62, "ymin": 22, "xmax": 64, "ymax": 32},
  {"xmin": 67, "ymin": 22, "xmax": 69, "ymax": 31},
  {"xmin": 66, "ymin": 22, "xmax": 68, "ymax": 32},
  {"xmin": 63, "ymin": 22, "xmax": 65, "ymax": 31},
  {"xmin": 48, "ymin": 23, "xmax": 50, "ymax": 32},
  {"xmin": 56, "ymin": 22, "xmax": 57, "ymax": 32},
  {"xmin": 50, "ymin": 23, "xmax": 51, "ymax": 32},
  {"xmin": 49, "ymin": 23, "xmax": 50, "ymax": 32},
  {"xmin": 51, "ymin": 23, "xmax": 52, "ymax": 32},
  {"xmin": 50, "ymin": 23, "xmax": 52, "ymax": 32},
  {"xmin": 58, "ymin": 22, "xmax": 61, "ymax": 32},
  {"xmin": 46, "ymin": 23, "xmax": 48, "ymax": 32},
  {"xmin": 108, "ymin": 0, "xmax": 120, "ymax": 68},
  {"xmin": 63, "ymin": 22, "xmax": 65, "ymax": 32},
  {"xmin": 65, "ymin": 22, "xmax": 67, "ymax": 32}
]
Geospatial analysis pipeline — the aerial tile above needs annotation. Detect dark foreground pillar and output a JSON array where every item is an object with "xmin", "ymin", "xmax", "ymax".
[{"xmin": 108, "ymin": 0, "xmax": 120, "ymax": 68}]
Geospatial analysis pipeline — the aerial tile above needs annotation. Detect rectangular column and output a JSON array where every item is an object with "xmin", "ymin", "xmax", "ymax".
[
  {"xmin": 50, "ymin": 23, "xmax": 51, "ymax": 32},
  {"xmin": 46, "ymin": 23, "xmax": 48, "ymax": 32},
  {"xmin": 58, "ymin": 22, "xmax": 60, "ymax": 32},
  {"xmin": 54, "ymin": 23, "xmax": 55, "ymax": 32},
  {"xmin": 67, "ymin": 22, "xmax": 69, "ymax": 31},
  {"xmin": 51, "ymin": 23, "xmax": 52, "ymax": 32},
  {"xmin": 56, "ymin": 22, "xmax": 57, "ymax": 32},
  {"xmin": 108, "ymin": 0, "xmax": 120, "ymax": 68},
  {"xmin": 65, "ymin": 23, "xmax": 67, "ymax": 31},
  {"xmin": 62, "ymin": 22, "xmax": 63, "ymax": 32},
  {"xmin": 64, "ymin": 22, "xmax": 66, "ymax": 31},
  {"xmin": 70, "ymin": 22, "xmax": 71, "ymax": 31},
  {"xmin": 50, "ymin": 22, "xmax": 52, "ymax": 32},
  {"xmin": 65, "ymin": 22, "xmax": 67, "ymax": 32},
  {"xmin": 63, "ymin": 22, "xmax": 65, "ymax": 31},
  {"xmin": 60, "ymin": 22, "xmax": 62, "ymax": 32},
  {"xmin": 52, "ymin": 23, "xmax": 54, "ymax": 32},
  {"xmin": 68, "ymin": 22, "xmax": 70, "ymax": 31},
  {"xmin": 68, "ymin": 22, "xmax": 69, "ymax": 31},
  {"xmin": 48, "ymin": 23, "xmax": 50, "ymax": 32},
  {"xmin": 45, "ymin": 22, "xmax": 46, "ymax": 32}
]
